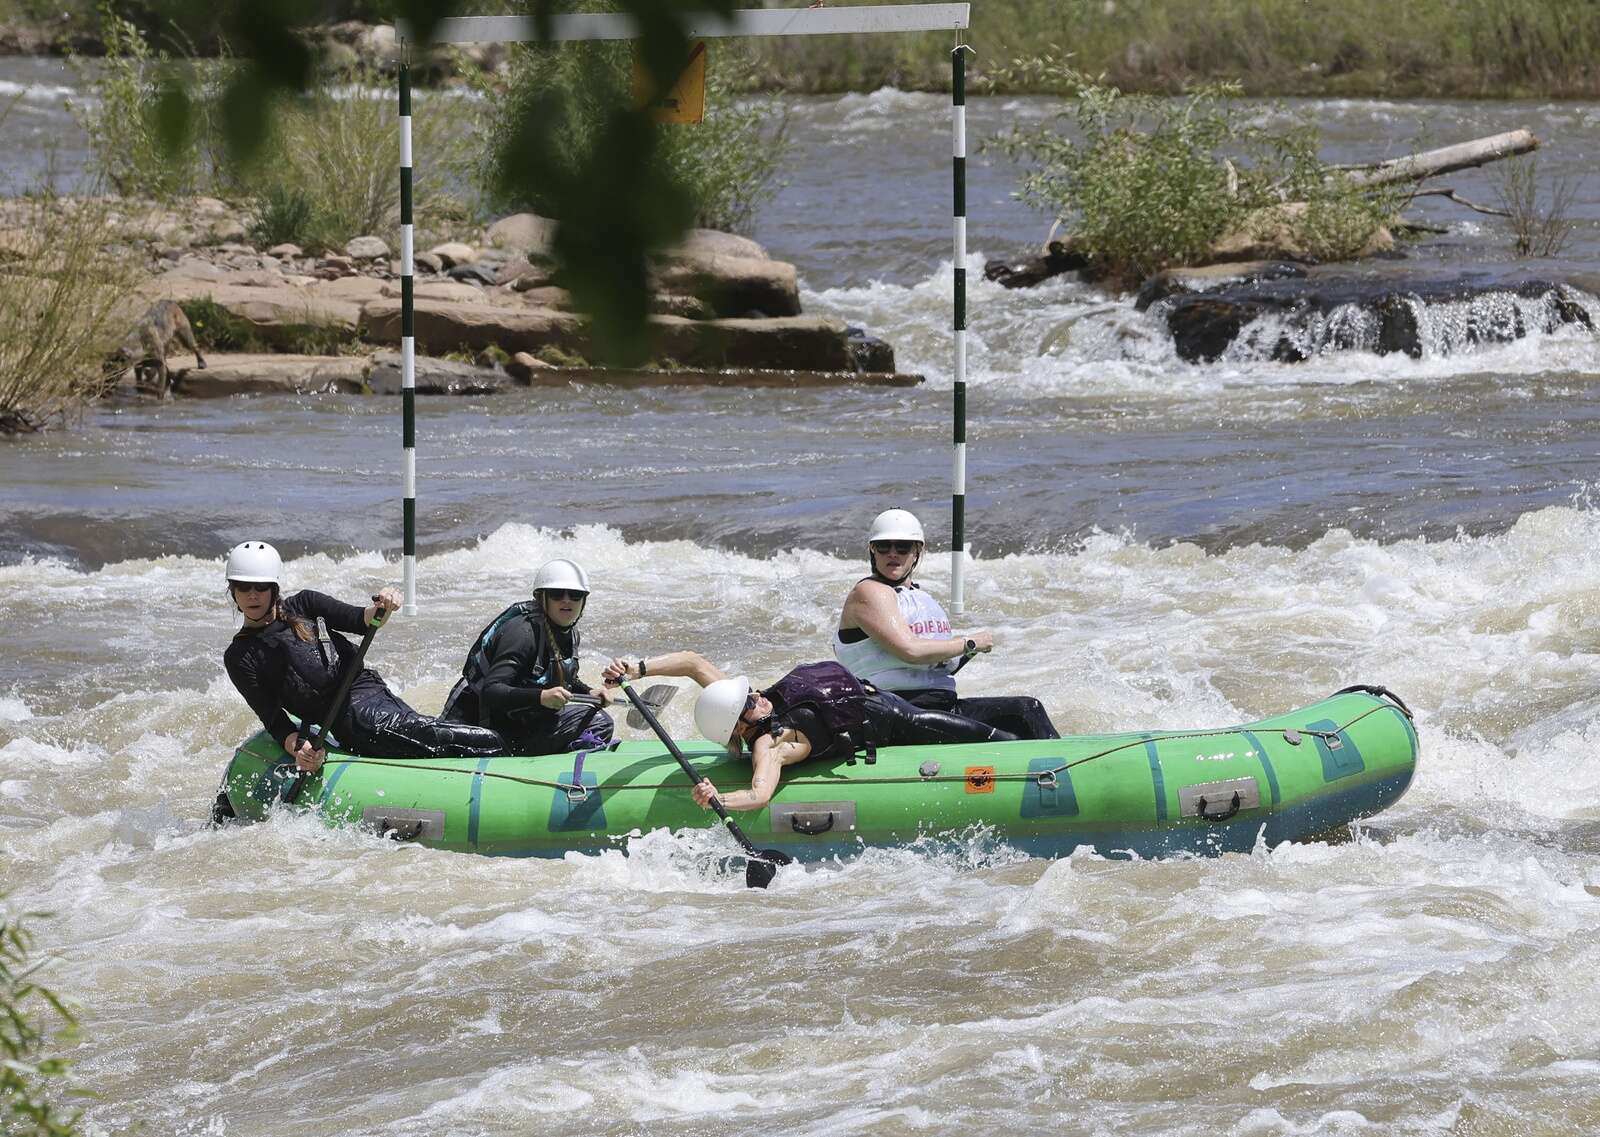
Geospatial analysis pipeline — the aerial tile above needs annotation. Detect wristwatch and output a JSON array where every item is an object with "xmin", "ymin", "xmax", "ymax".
[{"xmin": 963, "ymin": 638, "xmax": 977, "ymax": 658}]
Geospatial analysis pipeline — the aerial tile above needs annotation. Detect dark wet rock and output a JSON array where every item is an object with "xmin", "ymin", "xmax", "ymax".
[
  {"xmin": 651, "ymin": 254, "xmax": 800, "ymax": 318},
  {"xmin": 847, "ymin": 326, "xmax": 895, "ymax": 373},
  {"xmin": 1159, "ymin": 272, "xmax": 1597, "ymax": 364},
  {"xmin": 1135, "ymin": 261, "xmax": 1307, "ymax": 311},
  {"xmin": 448, "ymin": 262, "xmax": 501, "ymax": 286},
  {"xmin": 367, "ymin": 352, "xmax": 511, "ymax": 395},
  {"xmin": 651, "ymin": 315, "xmax": 855, "ymax": 372},
  {"xmin": 984, "ymin": 240, "xmax": 1091, "ymax": 289}
]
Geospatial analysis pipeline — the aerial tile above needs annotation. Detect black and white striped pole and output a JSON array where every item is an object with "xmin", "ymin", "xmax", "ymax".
[
  {"xmin": 950, "ymin": 41, "xmax": 974, "ymax": 615},
  {"xmin": 398, "ymin": 57, "xmax": 418, "ymax": 616}
]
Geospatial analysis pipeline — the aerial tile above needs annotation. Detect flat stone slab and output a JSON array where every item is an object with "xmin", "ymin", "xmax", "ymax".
[
  {"xmin": 172, "ymin": 354, "xmax": 367, "ymax": 397},
  {"xmin": 367, "ymin": 351, "xmax": 511, "ymax": 395},
  {"xmin": 528, "ymin": 367, "xmax": 922, "ymax": 388}
]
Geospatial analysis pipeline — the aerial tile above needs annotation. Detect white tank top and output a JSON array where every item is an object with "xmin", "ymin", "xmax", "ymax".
[{"xmin": 833, "ymin": 582, "xmax": 958, "ymax": 693}]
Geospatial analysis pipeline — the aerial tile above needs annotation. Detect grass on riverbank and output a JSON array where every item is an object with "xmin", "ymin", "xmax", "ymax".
[
  {"xmin": 10, "ymin": 0, "xmax": 1599, "ymax": 97},
  {"xmin": 734, "ymin": 0, "xmax": 1600, "ymax": 98}
]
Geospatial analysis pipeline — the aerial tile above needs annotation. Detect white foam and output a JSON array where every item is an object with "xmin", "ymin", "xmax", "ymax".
[
  {"xmin": 0, "ymin": 78, "xmax": 75, "ymax": 103},
  {"xmin": 805, "ymin": 256, "xmax": 1600, "ymax": 397}
]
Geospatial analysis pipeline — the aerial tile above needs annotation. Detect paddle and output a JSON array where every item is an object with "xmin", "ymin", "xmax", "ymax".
[
  {"xmin": 613, "ymin": 676, "xmax": 792, "ymax": 889},
  {"xmin": 282, "ymin": 603, "xmax": 387, "ymax": 805},
  {"xmin": 625, "ymin": 683, "xmax": 679, "ymax": 729}
]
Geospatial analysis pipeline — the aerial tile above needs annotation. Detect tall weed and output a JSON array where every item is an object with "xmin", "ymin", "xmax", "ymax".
[
  {"xmin": 0, "ymin": 192, "xmax": 142, "ymax": 433},
  {"xmin": 241, "ymin": 74, "xmax": 483, "ymax": 253},
  {"xmin": 1491, "ymin": 156, "xmax": 1579, "ymax": 257}
]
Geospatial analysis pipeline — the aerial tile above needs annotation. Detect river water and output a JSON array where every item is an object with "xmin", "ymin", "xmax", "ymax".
[{"xmin": 4, "ymin": 59, "xmax": 1600, "ymax": 1136}]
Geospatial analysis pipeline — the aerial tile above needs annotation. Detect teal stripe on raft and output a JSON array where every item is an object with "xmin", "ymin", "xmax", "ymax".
[
  {"xmin": 1144, "ymin": 737, "xmax": 1166, "ymax": 821},
  {"xmin": 468, "ymin": 755, "xmax": 491, "ymax": 847},
  {"xmin": 319, "ymin": 761, "xmax": 353, "ymax": 805},
  {"xmin": 1242, "ymin": 730, "xmax": 1282, "ymax": 805}
]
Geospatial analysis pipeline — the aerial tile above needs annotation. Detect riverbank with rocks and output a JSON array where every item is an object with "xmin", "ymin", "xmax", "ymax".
[{"xmin": 0, "ymin": 195, "xmax": 915, "ymax": 407}]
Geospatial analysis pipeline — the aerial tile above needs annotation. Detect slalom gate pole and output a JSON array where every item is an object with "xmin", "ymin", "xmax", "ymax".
[
  {"xmin": 950, "ymin": 42, "xmax": 974, "ymax": 615},
  {"xmin": 399, "ymin": 58, "xmax": 418, "ymax": 616}
]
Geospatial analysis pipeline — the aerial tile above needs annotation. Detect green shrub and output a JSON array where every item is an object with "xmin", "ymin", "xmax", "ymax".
[
  {"xmin": 479, "ymin": 40, "xmax": 789, "ymax": 236},
  {"xmin": 70, "ymin": 5, "xmax": 227, "ymax": 199},
  {"xmin": 0, "ymin": 194, "xmax": 145, "ymax": 434},
  {"xmin": 989, "ymin": 63, "xmax": 1396, "ymax": 286},
  {"xmin": 247, "ymin": 184, "xmax": 316, "ymax": 249},
  {"xmin": 0, "ymin": 904, "xmax": 84, "ymax": 1136},
  {"xmin": 240, "ymin": 71, "xmax": 484, "ymax": 253}
]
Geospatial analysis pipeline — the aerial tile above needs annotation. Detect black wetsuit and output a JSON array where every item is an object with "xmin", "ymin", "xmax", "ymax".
[
  {"xmin": 900, "ymin": 690, "xmax": 1061, "ymax": 741},
  {"xmin": 757, "ymin": 662, "xmax": 1017, "ymax": 762},
  {"xmin": 468, "ymin": 610, "xmax": 615, "ymax": 754},
  {"xmin": 224, "ymin": 590, "xmax": 505, "ymax": 759}
]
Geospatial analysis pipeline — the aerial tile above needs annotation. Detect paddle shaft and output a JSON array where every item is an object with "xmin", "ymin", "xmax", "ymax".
[
  {"xmin": 616, "ymin": 677, "xmax": 767, "ymax": 859},
  {"xmin": 283, "ymin": 610, "xmax": 385, "ymax": 804}
]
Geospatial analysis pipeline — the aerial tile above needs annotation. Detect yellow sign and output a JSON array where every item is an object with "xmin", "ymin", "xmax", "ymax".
[{"xmin": 633, "ymin": 40, "xmax": 706, "ymax": 124}]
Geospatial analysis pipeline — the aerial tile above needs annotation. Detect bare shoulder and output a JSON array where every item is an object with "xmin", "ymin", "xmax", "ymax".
[{"xmin": 771, "ymin": 728, "xmax": 812, "ymax": 766}]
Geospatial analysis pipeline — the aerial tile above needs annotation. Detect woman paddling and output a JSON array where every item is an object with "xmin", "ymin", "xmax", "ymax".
[
  {"xmin": 602, "ymin": 652, "xmax": 1016, "ymax": 813},
  {"xmin": 222, "ymin": 540, "xmax": 505, "ymax": 775},
  {"xmin": 442, "ymin": 558, "xmax": 617, "ymax": 754},
  {"xmin": 834, "ymin": 509, "xmax": 1059, "ymax": 740}
]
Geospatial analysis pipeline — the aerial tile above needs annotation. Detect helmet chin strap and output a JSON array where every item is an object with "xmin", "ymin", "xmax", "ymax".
[{"xmin": 868, "ymin": 547, "xmax": 921, "ymax": 586}]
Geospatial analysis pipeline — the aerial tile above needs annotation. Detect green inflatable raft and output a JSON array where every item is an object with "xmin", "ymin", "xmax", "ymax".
[{"xmin": 219, "ymin": 686, "xmax": 1418, "ymax": 860}]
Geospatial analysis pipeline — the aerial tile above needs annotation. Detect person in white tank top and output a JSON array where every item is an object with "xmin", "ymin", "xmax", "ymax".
[{"xmin": 834, "ymin": 509, "xmax": 1060, "ymax": 741}]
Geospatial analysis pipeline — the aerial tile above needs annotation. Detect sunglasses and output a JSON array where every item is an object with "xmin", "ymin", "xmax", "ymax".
[
  {"xmin": 230, "ymin": 580, "xmax": 273, "ymax": 594},
  {"xmin": 544, "ymin": 589, "xmax": 588, "ymax": 602},
  {"xmin": 871, "ymin": 541, "xmax": 918, "ymax": 555}
]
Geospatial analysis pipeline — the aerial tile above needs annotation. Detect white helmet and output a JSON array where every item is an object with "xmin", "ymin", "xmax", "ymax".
[
  {"xmin": 694, "ymin": 676, "xmax": 752, "ymax": 745},
  {"xmin": 868, "ymin": 509, "xmax": 925, "ymax": 545},
  {"xmin": 531, "ymin": 558, "xmax": 591, "ymax": 595},
  {"xmin": 225, "ymin": 540, "xmax": 281, "ymax": 585}
]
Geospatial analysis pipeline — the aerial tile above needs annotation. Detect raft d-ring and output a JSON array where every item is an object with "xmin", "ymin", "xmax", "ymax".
[
  {"xmin": 1035, "ymin": 770, "xmax": 1058, "ymax": 790},
  {"xmin": 1194, "ymin": 791, "xmax": 1242, "ymax": 823},
  {"xmin": 564, "ymin": 784, "xmax": 590, "ymax": 804}
]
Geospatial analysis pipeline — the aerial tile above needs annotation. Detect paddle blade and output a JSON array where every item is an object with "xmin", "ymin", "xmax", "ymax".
[
  {"xmin": 745, "ymin": 848, "xmax": 793, "ymax": 890},
  {"xmin": 625, "ymin": 684, "xmax": 679, "ymax": 729}
]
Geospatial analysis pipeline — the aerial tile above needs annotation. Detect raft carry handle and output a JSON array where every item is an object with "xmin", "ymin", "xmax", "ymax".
[{"xmin": 1334, "ymin": 684, "xmax": 1414, "ymax": 719}]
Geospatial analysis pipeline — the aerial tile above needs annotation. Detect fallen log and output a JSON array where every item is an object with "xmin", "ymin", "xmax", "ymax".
[{"xmin": 1340, "ymin": 129, "xmax": 1539, "ymax": 188}]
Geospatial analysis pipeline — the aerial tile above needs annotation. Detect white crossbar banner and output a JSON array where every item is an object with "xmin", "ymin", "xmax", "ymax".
[{"xmin": 400, "ymin": 4, "xmax": 968, "ymax": 45}]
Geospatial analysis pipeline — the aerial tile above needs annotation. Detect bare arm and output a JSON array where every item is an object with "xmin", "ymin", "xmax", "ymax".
[
  {"xmin": 604, "ymin": 650, "xmax": 727, "ymax": 688},
  {"xmin": 693, "ymin": 730, "xmax": 812, "ymax": 812},
  {"xmin": 842, "ymin": 581, "xmax": 982, "ymax": 665}
]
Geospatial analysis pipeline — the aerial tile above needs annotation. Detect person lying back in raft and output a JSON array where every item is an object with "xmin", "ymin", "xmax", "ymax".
[
  {"xmin": 601, "ymin": 653, "xmax": 1017, "ymax": 812},
  {"xmin": 440, "ymin": 558, "xmax": 617, "ymax": 754},
  {"xmin": 835, "ymin": 508, "xmax": 1060, "ymax": 740},
  {"xmin": 222, "ymin": 541, "xmax": 506, "ymax": 775}
]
